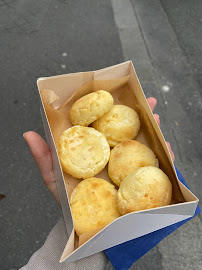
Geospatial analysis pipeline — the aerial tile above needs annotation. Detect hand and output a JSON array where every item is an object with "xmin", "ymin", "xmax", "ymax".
[
  {"xmin": 23, "ymin": 131, "xmax": 60, "ymax": 205},
  {"xmin": 147, "ymin": 97, "xmax": 175, "ymax": 161},
  {"xmin": 23, "ymin": 97, "xmax": 175, "ymax": 204}
]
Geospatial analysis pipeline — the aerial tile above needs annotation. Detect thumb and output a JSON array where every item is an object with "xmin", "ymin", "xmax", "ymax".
[
  {"xmin": 23, "ymin": 131, "xmax": 53, "ymax": 182},
  {"xmin": 23, "ymin": 131, "xmax": 60, "ymax": 205}
]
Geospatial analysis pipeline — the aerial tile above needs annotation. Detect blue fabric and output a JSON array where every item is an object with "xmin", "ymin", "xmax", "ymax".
[{"xmin": 104, "ymin": 167, "xmax": 201, "ymax": 270}]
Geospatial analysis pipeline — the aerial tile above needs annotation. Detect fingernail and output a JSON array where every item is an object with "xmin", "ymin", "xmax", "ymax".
[{"xmin": 23, "ymin": 132, "xmax": 28, "ymax": 139}]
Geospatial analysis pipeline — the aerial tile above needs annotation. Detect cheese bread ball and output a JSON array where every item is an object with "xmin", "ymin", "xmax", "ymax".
[
  {"xmin": 117, "ymin": 166, "xmax": 172, "ymax": 215},
  {"xmin": 70, "ymin": 177, "xmax": 120, "ymax": 236},
  {"xmin": 69, "ymin": 90, "xmax": 113, "ymax": 126},
  {"xmin": 58, "ymin": 126, "xmax": 110, "ymax": 179},
  {"xmin": 92, "ymin": 105, "xmax": 140, "ymax": 147},
  {"xmin": 108, "ymin": 140, "xmax": 159, "ymax": 187}
]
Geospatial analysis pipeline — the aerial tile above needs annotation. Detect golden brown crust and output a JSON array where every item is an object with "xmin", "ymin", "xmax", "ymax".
[
  {"xmin": 108, "ymin": 140, "xmax": 159, "ymax": 187},
  {"xmin": 92, "ymin": 105, "xmax": 140, "ymax": 147},
  {"xmin": 117, "ymin": 166, "xmax": 172, "ymax": 215},
  {"xmin": 69, "ymin": 90, "xmax": 113, "ymax": 126},
  {"xmin": 70, "ymin": 177, "xmax": 120, "ymax": 236},
  {"xmin": 58, "ymin": 126, "xmax": 110, "ymax": 179}
]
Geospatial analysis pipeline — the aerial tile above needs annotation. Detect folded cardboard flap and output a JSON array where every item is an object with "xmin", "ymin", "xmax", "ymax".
[
  {"xmin": 60, "ymin": 200, "xmax": 197, "ymax": 263},
  {"xmin": 38, "ymin": 72, "xmax": 94, "ymax": 109},
  {"xmin": 37, "ymin": 61, "xmax": 199, "ymax": 263},
  {"xmin": 79, "ymin": 226, "xmax": 106, "ymax": 247}
]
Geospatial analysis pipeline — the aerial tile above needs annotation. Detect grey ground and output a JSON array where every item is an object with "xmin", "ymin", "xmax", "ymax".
[{"xmin": 0, "ymin": 0, "xmax": 201, "ymax": 269}]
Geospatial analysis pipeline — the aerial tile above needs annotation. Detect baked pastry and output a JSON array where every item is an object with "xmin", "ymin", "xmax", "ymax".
[
  {"xmin": 92, "ymin": 105, "xmax": 140, "ymax": 147},
  {"xmin": 69, "ymin": 90, "xmax": 113, "ymax": 126},
  {"xmin": 117, "ymin": 166, "xmax": 172, "ymax": 215},
  {"xmin": 108, "ymin": 140, "xmax": 159, "ymax": 187},
  {"xmin": 58, "ymin": 126, "xmax": 110, "ymax": 179},
  {"xmin": 70, "ymin": 177, "xmax": 120, "ymax": 236}
]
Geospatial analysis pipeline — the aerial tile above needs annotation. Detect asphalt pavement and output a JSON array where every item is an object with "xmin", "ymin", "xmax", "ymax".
[{"xmin": 0, "ymin": 0, "xmax": 201, "ymax": 269}]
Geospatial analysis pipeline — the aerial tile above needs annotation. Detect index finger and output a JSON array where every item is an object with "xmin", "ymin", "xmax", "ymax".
[{"xmin": 147, "ymin": 97, "xmax": 157, "ymax": 112}]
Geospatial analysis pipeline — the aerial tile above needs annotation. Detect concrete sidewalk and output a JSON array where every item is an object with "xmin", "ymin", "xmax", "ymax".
[{"xmin": 0, "ymin": 0, "xmax": 201, "ymax": 269}]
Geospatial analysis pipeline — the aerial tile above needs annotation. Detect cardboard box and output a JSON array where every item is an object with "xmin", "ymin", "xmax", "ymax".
[{"xmin": 37, "ymin": 61, "xmax": 199, "ymax": 263}]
